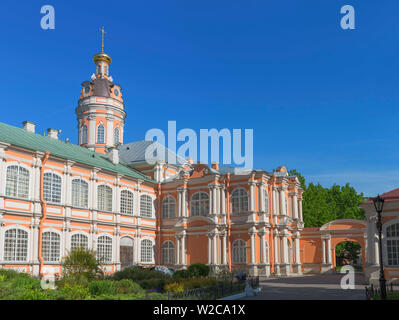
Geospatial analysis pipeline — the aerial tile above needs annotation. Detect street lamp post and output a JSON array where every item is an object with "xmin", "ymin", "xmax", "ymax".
[{"xmin": 373, "ymin": 195, "xmax": 387, "ymax": 300}]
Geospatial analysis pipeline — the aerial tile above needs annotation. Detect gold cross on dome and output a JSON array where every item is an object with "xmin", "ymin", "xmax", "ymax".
[{"xmin": 99, "ymin": 26, "xmax": 106, "ymax": 52}]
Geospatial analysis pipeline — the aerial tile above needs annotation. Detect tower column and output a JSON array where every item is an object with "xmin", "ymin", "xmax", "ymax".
[{"xmin": 88, "ymin": 115, "xmax": 96, "ymax": 147}]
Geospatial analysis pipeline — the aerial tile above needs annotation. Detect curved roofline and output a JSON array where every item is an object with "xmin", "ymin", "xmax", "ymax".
[{"xmin": 320, "ymin": 218, "xmax": 366, "ymax": 231}]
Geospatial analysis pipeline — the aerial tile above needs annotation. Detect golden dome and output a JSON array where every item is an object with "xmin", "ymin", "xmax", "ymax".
[{"xmin": 93, "ymin": 52, "xmax": 112, "ymax": 64}]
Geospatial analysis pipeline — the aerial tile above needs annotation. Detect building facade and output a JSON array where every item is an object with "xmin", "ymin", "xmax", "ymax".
[{"xmin": 0, "ymin": 46, "xmax": 398, "ymax": 283}]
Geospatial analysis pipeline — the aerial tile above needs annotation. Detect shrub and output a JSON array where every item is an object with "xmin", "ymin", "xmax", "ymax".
[
  {"xmin": 0, "ymin": 269, "xmax": 21, "ymax": 280},
  {"xmin": 12, "ymin": 274, "xmax": 41, "ymax": 290},
  {"xmin": 164, "ymin": 282, "xmax": 184, "ymax": 293},
  {"xmin": 114, "ymin": 279, "xmax": 142, "ymax": 295},
  {"xmin": 187, "ymin": 263, "xmax": 210, "ymax": 278},
  {"xmin": 88, "ymin": 280, "xmax": 116, "ymax": 296},
  {"xmin": 113, "ymin": 267, "xmax": 168, "ymax": 282},
  {"xmin": 56, "ymin": 273, "xmax": 90, "ymax": 288},
  {"xmin": 61, "ymin": 247, "xmax": 102, "ymax": 281},
  {"xmin": 60, "ymin": 283, "xmax": 90, "ymax": 300},
  {"xmin": 172, "ymin": 270, "xmax": 191, "ymax": 280},
  {"xmin": 181, "ymin": 277, "xmax": 217, "ymax": 289},
  {"xmin": 137, "ymin": 279, "xmax": 166, "ymax": 291}
]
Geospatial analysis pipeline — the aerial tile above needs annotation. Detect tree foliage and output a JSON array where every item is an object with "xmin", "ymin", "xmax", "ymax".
[
  {"xmin": 288, "ymin": 169, "xmax": 365, "ymax": 227},
  {"xmin": 61, "ymin": 247, "xmax": 103, "ymax": 281},
  {"xmin": 335, "ymin": 242, "xmax": 361, "ymax": 266}
]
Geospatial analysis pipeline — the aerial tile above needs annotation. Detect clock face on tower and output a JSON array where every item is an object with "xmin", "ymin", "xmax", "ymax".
[
  {"xmin": 84, "ymin": 86, "xmax": 90, "ymax": 94},
  {"xmin": 114, "ymin": 88, "xmax": 119, "ymax": 97}
]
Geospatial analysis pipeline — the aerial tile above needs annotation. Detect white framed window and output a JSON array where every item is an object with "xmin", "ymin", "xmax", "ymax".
[
  {"xmin": 161, "ymin": 241, "xmax": 175, "ymax": 265},
  {"xmin": 162, "ymin": 196, "xmax": 176, "ymax": 219},
  {"xmin": 97, "ymin": 185, "xmax": 113, "ymax": 212},
  {"xmin": 114, "ymin": 127, "xmax": 119, "ymax": 145},
  {"xmin": 120, "ymin": 190, "xmax": 134, "ymax": 215},
  {"xmin": 191, "ymin": 192, "xmax": 209, "ymax": 217},
  {"xmin": 231, "ymin": 188, "xmax": 248, "ymax": 214},
  {"xmin": 140, "ymin": 194, "xmax": 153, "ymax": 218},
  {"xmin": 72, "ymin": 179, "xmax": 88, "ymax": 208},
  {"xmin": 141, "ymin": 239, "xmax": 153, "ymax": 263},
  {"xmin": 5, "ymin": 165, "xmax": 30, "ymax": 199},
  {"xmin": 97, "ymin": 124, "xmax": 105, "ymax": 144},
  {"xmin": 71, "ymin": 233, "xmax": 88, "ymax": 251},
  {"xmin": 97, "ymin": 235, "xmax": 113, "ymax": 263},
  {"xmin": 81, "ymin": 125, "xmax": 87, "ymax": 144},
  {"xmin": 232, "ymin": 239, "xmax": 246, "ymax": 263},
  {"xmin": 3, "ymin": 228, "xmax": 28, "ymax": 262},
  {"xmin": 43, "ymin": 172, "xmax": 62, "ymax": 203},
  {"xmin": 42, "ymin": 231, "xmax": 61, "ymax": 262},
  {"xmin": 387, "ymin": 223, "xmax": 399, "ymax": 266}
]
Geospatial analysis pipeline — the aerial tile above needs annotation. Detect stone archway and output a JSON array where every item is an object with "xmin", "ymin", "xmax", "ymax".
[
  {"xmin": 334, "ymin": 240, "xmax": 362, "ymax": 271},
  {"xmin": 321, "ymin": 219, "xmax": 367, "ymax": 273}
]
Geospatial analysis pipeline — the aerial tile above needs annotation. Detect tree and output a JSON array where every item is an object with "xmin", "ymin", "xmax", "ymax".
[
  {"xmin": 335, "ymin": 242, "xmax": 361, "ymax": 266},
  {"xmin": 289, "ymin": 170, "xmax": 365, "ymax": 227},
  {"xmin": 61, "ymin": 247, "xmax": 103, "ymax": 281}
]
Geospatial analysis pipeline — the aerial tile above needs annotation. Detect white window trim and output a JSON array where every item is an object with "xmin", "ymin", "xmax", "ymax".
[
  {"xmin": 140, "ymin": 237, "xmax": 155, "ymax": 264},
  {"xmin": 41, "ymin": 228, "xmax": 62, "ymax": 263},
  {"xmin": 190, "ymin": 191, "xmax": 209, "ymax": 217},
  {"xmin": 43, "ymin": 170, "xmax": 63, "ymax": 205},
  {"xmin": 4, "ymin": 162, "xmax": 32, "ymax": 200},
  {"xmin": 230, "ymin": 187, "xmax": 249, "ymax": 215},
  {"xmin": 71, "ymin": 177, "xmax": 90, "ymax": 209},
  {"xmin": 162, "ymin": 195, "xmax": 176, "ymax": 219},
  {"xmin": 140, "ymin": 194, "xmax": 155, "ymax": 218},
  {"xmin": 383, "ymin": 218, "xmax": 399, "ymax": 267},
  {"xmin": 97, "ymin": 183, "xmax": 113, "ymax": 212},
  {"xmin": 1, "ymin": 225, "xmax": 30, "ymax": 263}
]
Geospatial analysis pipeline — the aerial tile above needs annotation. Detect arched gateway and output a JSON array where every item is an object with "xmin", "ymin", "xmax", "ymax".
[{"xmin": 300, "ymin": 219, "xmax": 367, "ymax": 274}]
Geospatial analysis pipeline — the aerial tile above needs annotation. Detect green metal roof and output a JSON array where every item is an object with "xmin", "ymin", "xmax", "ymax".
[{"xmin": 0, "ymin": 122, "xmax": 155, "ymax": 183}]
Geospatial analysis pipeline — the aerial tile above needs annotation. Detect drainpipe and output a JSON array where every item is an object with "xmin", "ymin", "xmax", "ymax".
[
  {"xmin": 226, "ymin": 173, "xmax": 232, "ymax": 273},
  {"xmin": 38, "ymin": 152, "xmax": 50, "ymax": 277}
]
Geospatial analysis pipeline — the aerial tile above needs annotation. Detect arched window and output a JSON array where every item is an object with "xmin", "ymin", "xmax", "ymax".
[
  {"xmin": 97, "ymin": 124, "xmax": 105, "ymax": 144},
  {"xmin": 97, "ymin": 236, "xmax": 112, "ymax": 263},
  {"xmin": 81, "ymin": 125, "xmax": 87, "ymax": 144},
  {"xmin": 387, "ymin": 223, "xmax": 399, "ymax": 266},
  {"xmin": 162, "ymin": 196, "xmax": 176, "ymax": 219},
  {"xmin": 6, "ymin": 165, "xmax": 29, "ymax": 198},
  {"xmin": 71, "ymin": 233, "xmax": 88, "ymax": 251},
  {"xmin": 191, "ymin": 192, "xmax": 209, "ymax": 216},
  {"xmin": 161, "ymin": 241, "xmax": 175, "ymax": 265},
  {"xmin": 43, "ymin": 173, "xmax": 62, "ymax": 203},
  {"xmin": 4, "ymin": 228, "xmax": 28, "ymax": 261},
  {"xmin": 114, "ymin": 127, "xmax": 120, "ymax": 146},
  {"xmin": 140, "ymin": 195, "xmax": 153, "ymax": 217},
  {"xmin": 232, "ymin": 239, "xmax": 246, "ymax": 263},
  {"xmin": 97, "ymin": 185, "xmax": 113, "ymax": 212},
  {"xmin": 42, "ymin": 231, "xmax": 61, "ymax": 262},
  {"xmin": 72, "ymin": 179, "xmax": 88, "ymax": 208},
  {"xmin": 120, "ymin": 190, "xmax": 134, "ymax": 215},
  {"xmin": 141, "ymin": 239, "xmax": 153, "ymax": 263},
  {"xmin": 231, "ymin": 188, "xmax": 248, "ymax": 214}
]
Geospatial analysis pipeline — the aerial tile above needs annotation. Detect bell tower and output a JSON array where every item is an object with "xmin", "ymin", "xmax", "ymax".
[{"xmin": 76, "ymin": 27, "xmax": 126, "ymax": 153}]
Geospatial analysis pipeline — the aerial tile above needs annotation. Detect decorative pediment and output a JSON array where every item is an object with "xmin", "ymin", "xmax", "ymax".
[{"xmin": 190, "ymin": 164, "xmax": 210, "ymax": 179}]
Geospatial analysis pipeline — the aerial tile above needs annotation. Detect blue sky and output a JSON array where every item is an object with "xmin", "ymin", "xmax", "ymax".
[{"xmin": 1, "ymin": 0, "xmax": 399, "ymax": 196}]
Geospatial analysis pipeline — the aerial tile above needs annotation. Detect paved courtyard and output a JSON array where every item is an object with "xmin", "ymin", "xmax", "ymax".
[{"xmin": 241, "ymin": 273, "xmax": 367, "ymax": 300}]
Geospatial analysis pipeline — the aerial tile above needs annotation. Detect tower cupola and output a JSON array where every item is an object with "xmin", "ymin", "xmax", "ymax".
[{"xmin": 75, "ymin": 28, "xmax": 126, "ymax": 154}]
